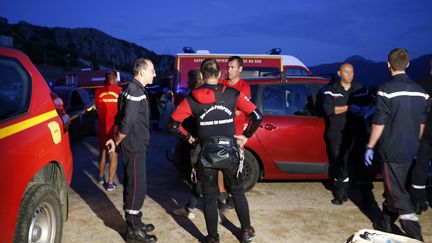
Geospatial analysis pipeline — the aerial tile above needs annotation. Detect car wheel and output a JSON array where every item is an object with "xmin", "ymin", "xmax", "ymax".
[
  {"xmin": 241, "ymin": 150, "xmax": 260, "ymax": 192},
  {"xmin": 14, "ymin": 184, "xmax": 63, "ymax": 243}
]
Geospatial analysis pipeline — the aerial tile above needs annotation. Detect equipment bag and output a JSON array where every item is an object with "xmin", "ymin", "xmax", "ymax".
[{"xmin": 200, "ymin": 136, "xmax": 240, "ymax": 170}]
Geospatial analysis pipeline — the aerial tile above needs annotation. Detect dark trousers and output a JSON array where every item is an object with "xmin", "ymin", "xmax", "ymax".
[
  {"xmin": 198, "ymin": 163, "xmax": 251, "ymax": 238},
  {"xmin": 187, "ymin": 181, "xmax": 202, "ymax": 209},
  {"xmin": 411, "ymin": 141, "xmax": 432, "ymax": 202},
  {"xmin": 122, "ymin": 147, "xmax": 148, "ymax": 227},
  {"xmin": 382, "ymin": 161, "xmax": 415, "ymax": 215},
  {"xmin": 325, "ymin": 129, "xmax": 350, "ymax": 182}
]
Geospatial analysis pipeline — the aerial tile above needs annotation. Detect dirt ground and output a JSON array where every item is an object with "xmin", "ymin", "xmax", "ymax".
[{"xmin": 62, "ymin": 131, "xmax": 432, "ymax": 243}]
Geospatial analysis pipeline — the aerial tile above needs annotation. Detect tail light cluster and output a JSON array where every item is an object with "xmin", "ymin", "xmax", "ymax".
[{"xmin": 50, "ymin": 92, "xmax": 70, "ymax": 132}]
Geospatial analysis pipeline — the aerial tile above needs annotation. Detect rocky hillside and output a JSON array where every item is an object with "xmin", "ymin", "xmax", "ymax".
[{"xmin": 0, "ymin": 17, "xmax": 174, "ymax": 79}]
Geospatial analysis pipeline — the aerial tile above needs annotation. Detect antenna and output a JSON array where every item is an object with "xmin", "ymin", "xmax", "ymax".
[
  {"xmin": 183, "ymin": 47, "xmax": 195, "ymax": 53},
  {"xmin": 266, "ymin": 48, "xmax": 282, "ymax": 55}
]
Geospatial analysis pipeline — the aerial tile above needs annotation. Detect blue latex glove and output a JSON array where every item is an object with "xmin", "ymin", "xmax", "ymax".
[{"xmin": 364, "ymin": 148, "xmax": 374, "ymax": 167}]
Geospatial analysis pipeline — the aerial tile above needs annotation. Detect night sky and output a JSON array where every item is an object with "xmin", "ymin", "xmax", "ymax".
[{"xmin": 1, "ymin": 0, "xmax": 431, "ymax": 66}]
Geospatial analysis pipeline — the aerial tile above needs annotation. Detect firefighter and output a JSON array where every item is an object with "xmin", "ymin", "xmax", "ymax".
[
  {"xmin": 106, "ymin": 58, "xmax": 157, "ymax": 243},
  {"xmin": 218, "ymin": 56, "xmax": 251, "ymax": 207},
  {"xmin": 410, "ymin": 56, "xmax": 432, "ymax": 215},
  {"xmin": 168, "ymin": 58, "xmax": 262, "ymax": 243},
  {"xmin": 410, "ymin": 107, "xmax": 432, "ymax": 214},
  {"xmin": 321, "ymin": 63, "xmax": 367, "ymax": 205},
  {"xmin": 364, "ymin": 48, "xmax": 429, "ymax": 241},
  {"xmin": 95, "ymin": 71, "xmax": 121, "ymax": 191}
]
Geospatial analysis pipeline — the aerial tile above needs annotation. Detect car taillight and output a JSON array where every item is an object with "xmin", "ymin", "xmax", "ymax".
[{"xmin": 51, "ymin": 92, "xmax": 70, "ymax": 132}]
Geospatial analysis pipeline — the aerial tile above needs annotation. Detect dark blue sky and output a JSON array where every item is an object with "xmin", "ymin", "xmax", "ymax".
[{"xmin": 1, "ymin": 0, "xmax": 431, "ymax": 66}]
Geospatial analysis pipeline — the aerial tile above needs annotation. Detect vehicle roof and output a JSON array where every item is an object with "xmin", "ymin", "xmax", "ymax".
[
  {"xmin": 52, "ymin": 86, "xmax": 81, "ymax": 91},
  {"xmin": 244, "ymin": 75, "xmax": 329, "ymax": 85},
  {"xmin": 176, "ymin": 53, "xmax": 307, "ymax": 67}
]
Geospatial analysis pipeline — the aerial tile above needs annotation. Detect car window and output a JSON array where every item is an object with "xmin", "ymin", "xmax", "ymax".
[
  {"xmin": 78, "ymin": 88, "xmax": 91, "ymax": 105},
  {"xmin": 262, "ymin": 83, "xmax": 315, "ymax": 116},
  {"xmin": 0, "ymin": 56, "xmax": 31, "ymax": 121},
  {"xmin": 241, "ymin": 67, "xmax": 280, "ymax": 77},
  {"xmin": 69, "ymin": 90, "xmax": 84, "ymax": 112},
  {"xmin": 284, "ymin": 68, "xmax": 309, "ymax": 76}
]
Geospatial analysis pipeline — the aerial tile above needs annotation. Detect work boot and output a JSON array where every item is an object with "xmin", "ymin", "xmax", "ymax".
[
  {"xmin": 400, "ymin": 219, "xmax": 423, "ymax": 242},
  {"xmin": 241, "ymin": 226, "xmax": 256, "ymax": 243},
  {"xmin": 414, "ymin": 201, "xmax": 429, "ymax": 215},
  {"xmin": 331, "ymin": 182, "xmax": 349, "ymax": 205},
  {"xmin": 373, "ymin": 208, "xmax": 397, "ymax": 233},
  {"xmin": 373, "ymin": 219, "xmax": 392, "ymax": 233},
  {"xmin": 126, "ymin": 226, "xmax": 157, "ymax": 243},
  {"xmin": 139, "ymin": 222, "xmax": 155, "ymax": 233},
  {"xmin": 203, "ymin": 234, "xmax": 220, "ymax": 243}
]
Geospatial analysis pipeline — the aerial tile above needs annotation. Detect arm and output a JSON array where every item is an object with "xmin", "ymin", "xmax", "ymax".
[
  {"xmin": 420, "ymin": 124, "xmax": 425, "ymax": 139},
  {"xmin": 168, "ymin": 99, "xmax": 195, "ymax": 143},
  {"xmin": 335, "ymin": 105, "xmax": 349, "ymax": 115},
  {"xmin": 106, "ymin": 86, "xmax": 140, "ymax": 152},
  {"xmin": 235, "ymin": 92, "xmax": 263, "ymax": 146},
  {"xmin": 106, "ymin": 127, "xmax": 126, "ymax": 153},
  {"xmin": 322, "ymin": 91, "xmax": 336, "ymax": 116},
  {"xmin": 235, "ymin": 81, "xmax": 251, "ymax": 116},
  {"xmin": 367, "ymin": 124, "xmax": 385, "ymax": 149}
]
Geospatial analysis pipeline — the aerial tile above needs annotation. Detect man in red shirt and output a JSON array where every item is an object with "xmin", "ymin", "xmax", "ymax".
[
  {"xmin": 95, "ymin": 71, "xmax": 122, "ymax": 191},
  {"xmin": 218, "ymin": 56, "xmax": 251, "ymax": 205},
  {"xmin": 219, "ymin": 56, "xmax": 251, "ymax": 135}
]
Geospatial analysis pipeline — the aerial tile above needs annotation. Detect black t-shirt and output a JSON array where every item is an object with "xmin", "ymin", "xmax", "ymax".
[
  {"xmin": 116, "ymin": 79, "xmax": 150, "ymax": 153},
  {"xmin": 321, "ymin": 81, "xmax": 366, "ymax": 132},
  {"xmin": 373, "ymin": 74, "xmax": 429, "ymax": 162}
]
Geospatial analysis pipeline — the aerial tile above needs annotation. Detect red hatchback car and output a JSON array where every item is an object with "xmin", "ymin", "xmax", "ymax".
[
  {"xmin": 241, "ymin": 76, "xmax": 330, "ymax": 191},
  {"xmin": 0, "ymin": 47, "xmax": 73, "ymax": 242}
]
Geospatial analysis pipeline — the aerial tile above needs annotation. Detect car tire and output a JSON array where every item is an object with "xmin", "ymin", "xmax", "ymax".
[
  {"xmin": 241, "ymin": 150, "xmax": 260, "ymax": 192},
  {"xmin": 14, "ymin": 184, "xmax": 63, "ymax": 243}
]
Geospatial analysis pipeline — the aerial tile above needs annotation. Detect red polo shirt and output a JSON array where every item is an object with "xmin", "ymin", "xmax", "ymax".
[{"xmin": 219, "ymin": 79, "xmax": 251, "ymax": 135}]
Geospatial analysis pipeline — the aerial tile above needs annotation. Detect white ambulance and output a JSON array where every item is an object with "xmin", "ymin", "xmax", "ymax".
[{"xmin": 172, "ymin": 47, "xmax": 312, "ymax": 94}]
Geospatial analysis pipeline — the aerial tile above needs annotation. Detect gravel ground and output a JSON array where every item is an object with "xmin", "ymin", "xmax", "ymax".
[{"xmin": 62, "ymin": 132, "xmax": 431, "ymax": 243}]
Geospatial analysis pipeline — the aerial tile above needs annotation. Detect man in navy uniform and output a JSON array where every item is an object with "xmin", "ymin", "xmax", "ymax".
[
  {"xmin": 106, "ymin": 58, "xmax": 157, "ymax": 243},
  {"xmin": 321, "ymin": 63, "xmax": 369, "ymax": 205},
  {"xmin": 364, "ymin": 48, "xmax": 429, "ymax": 241}
]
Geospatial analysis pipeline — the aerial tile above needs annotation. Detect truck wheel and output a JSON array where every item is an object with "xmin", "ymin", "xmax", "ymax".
[
  {"xmin": 14, "ymin": 184, "xmax": 63, "ymax": 243},
  {"xmin": 241, "ymin": 150, "xmax": 260, "ymax": 192}
]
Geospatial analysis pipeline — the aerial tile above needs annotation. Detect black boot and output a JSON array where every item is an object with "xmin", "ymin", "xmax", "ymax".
[
  {"xmin": 139, "ymin": 222, "xmax": 155, "ymax": 233},
  {"xmin": 126, "ymin": 226, "xmax": 157, "ymax": 243},
  {"xmin": 331, "ymin": 182, "xmax": 349, "ymax": 205},
  {"xmin": 400, "ymin": 219, "xmax": 423, "ymax": 242},
  {"xmin": 241, "ymin": 226, "xmax": 256, "ymax": 243},
  {"xmin": 373, "ymin": 208, "xmax": 397, "ymax": 233},
  {"xmin": 203, "ymin": 234, "xmax": 220, "ymax": 243},
  {"xmin": 373, "ymin": 219, "xmax": 392, "ymax": 233},
  {"xmin": 414, "ymin": 201, "xmax": 429, "ymax": 215}
]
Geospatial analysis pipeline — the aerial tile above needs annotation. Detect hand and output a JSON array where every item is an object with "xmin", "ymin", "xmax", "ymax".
[
  {"xmin": 234, "ymin": 134, "xmax": 248, "ymax": 148},
  {"xmin": 364, "ymin": 148, "xmax": 374, "ymax": 167},
  {"xmin": 105, "ymin": 139, "xmax": 115, "ymax": 153},
  {"xmin": 188, "ymin": 136, "xmax": 197, "ymax": 145},
  {"xmin": 190, "ymin": 168, "xmax": 197, "ymax": 184}
]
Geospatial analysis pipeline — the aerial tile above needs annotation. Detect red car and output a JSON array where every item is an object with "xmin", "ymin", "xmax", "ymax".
[
  {"xmin": 241, "ymin": 76, "xmax": 330, "ymax": 191},
  {"xmin": 0, "ymin": 47, "xmax": 73, "ymax": 242}
]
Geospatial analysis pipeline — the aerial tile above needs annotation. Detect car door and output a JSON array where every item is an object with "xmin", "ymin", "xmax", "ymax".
[{"xmin": 254, "ymin": 82, "xmax": 328, "ymax": 176}]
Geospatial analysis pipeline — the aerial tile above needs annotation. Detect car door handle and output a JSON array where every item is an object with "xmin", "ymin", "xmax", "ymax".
[{"xmin": 259, "ymin": 123, "xmax": 277, "ymax": 131}]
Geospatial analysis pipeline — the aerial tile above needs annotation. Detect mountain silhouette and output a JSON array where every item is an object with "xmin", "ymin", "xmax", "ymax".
[{"xmin": 310, "ymin": 54, "xmax": 431, "ymax": 87}]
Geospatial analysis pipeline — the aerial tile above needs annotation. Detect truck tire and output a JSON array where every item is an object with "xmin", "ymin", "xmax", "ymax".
[
  {"xmin": 241, "ymin": 150, "xmax": 260, "ymax": 192},
  {"xmin": 14, "ymin": 184, "xmax": 63, "ymax": 243}
]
